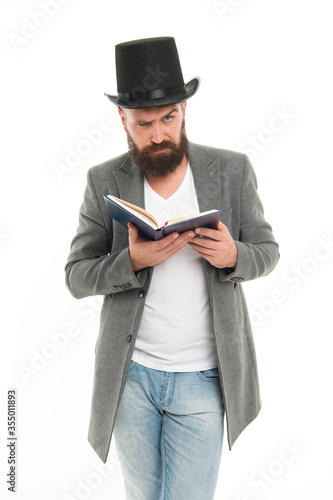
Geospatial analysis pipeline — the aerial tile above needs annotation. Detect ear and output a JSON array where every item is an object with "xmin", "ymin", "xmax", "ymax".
[{"xmin": 118, "ymin": 107, "xmax": 127, "ymax": 132}]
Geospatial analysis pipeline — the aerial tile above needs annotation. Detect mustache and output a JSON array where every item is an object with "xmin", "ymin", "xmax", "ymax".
[{"xmin": 139, "ymin": 141, "xmax": 177, "ymax": 154}]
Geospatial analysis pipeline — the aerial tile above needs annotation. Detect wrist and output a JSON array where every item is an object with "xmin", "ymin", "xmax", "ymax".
[
  {"xmin": 228, "ymin": 243, "xmax": 238, "ymax": 269},
  {"xmin": 130, "ymin": 257, "xmax": 142, "ymax": 273}
]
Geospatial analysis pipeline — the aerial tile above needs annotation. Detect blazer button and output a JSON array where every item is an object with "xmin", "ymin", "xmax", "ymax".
[
  {"xmin": 138, "ymin": 290, "xmax": 145, "ymax": 298},
  {"xmin": 127, "ymin": 335, "xmax": 132, "ymax": 343}
]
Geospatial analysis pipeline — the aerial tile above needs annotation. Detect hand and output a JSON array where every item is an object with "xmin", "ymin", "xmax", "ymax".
[
  {"xmin": 128, "ymin": 222, "xmax": 195, "ymax": 272},
  {"xmin": 187, "ymin": 221, "xmax": 238, "ymax": 269}
]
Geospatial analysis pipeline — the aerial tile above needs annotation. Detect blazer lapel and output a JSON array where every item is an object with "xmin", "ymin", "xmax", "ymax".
[
  {"xmin": 112, "ymin": 154, "xmax": 145, "ymax": 208},
  {"xmin": 188, "ymin": 142, "xmax": 223, "ymax": 213}
]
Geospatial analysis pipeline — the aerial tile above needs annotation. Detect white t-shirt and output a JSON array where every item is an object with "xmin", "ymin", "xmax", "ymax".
[{"xmin": 132, "ymin": 163, "xmax": 217, "ymax": 372}]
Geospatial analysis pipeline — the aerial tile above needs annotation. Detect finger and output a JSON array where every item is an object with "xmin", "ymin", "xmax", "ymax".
[
  {"xmin": 155, "ymin": 231, "xmax": 180, "ymax": 249},
  {"xmin": 215, "ymin": 221, "xmax": 229, "ymax": 232},
  {"xmin": 194, "ymin": 226, "xmax": 224, "ymax": 240},
  {"xmin": 162, "ymin": 231, "xmax": 195, "ymax": 256},
  {"xmin": 188, "ymin": 235, "xmax": 220, "ymax": 250},
  {"xmin": 128, "ymin": 222, "xmax": 143, "ymax": 242},
  {"xmin": 188, "ymin": 241, "xmax": 216, "ymax": 256},
  {"xmin": 128, "ymin": 222, "xmax": 140, "ymax": 232},
  {"xmin": 127, "ymin": 222, "xmax": 137, "ymax": 236},
  {"xmin": 158, "ymin": 229, "xmax": 194, "ymax": 249}
]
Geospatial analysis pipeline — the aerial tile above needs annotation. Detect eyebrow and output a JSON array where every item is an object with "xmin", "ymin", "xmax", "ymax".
[{"xmin": 135, "ymin": 108, "xmax": 179, "ymax": 126}]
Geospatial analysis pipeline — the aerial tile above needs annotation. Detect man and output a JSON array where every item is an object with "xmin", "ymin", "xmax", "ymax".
[{"xmin": 65, "ymin": 37, "xmax": 279, "ymax": 500}]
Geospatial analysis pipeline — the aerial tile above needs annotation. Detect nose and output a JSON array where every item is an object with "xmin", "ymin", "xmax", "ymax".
[{"xmin": 151, "ymin": 123, "xmax": 164, "ymax": 144}]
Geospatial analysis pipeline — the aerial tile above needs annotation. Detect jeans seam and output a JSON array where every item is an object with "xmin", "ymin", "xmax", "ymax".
[{"xmin": 161, "ymin": 415, "xmax": 167, "ymax": 500}]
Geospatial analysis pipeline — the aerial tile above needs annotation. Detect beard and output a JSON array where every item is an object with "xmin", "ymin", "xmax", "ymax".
[{"xmin": 126, "ymin": 120, "xmax": 189, "ymax": 178}]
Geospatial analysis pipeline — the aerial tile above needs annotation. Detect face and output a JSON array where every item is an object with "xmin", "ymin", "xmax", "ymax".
[{"xmin": 118, "ymin": 102, "xmax": 188, "ymax": 177}]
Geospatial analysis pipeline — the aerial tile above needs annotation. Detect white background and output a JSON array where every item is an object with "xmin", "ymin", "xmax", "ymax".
[{"xmin": 1, "ymin": 0, "xmax": 332, "ymax": 498}]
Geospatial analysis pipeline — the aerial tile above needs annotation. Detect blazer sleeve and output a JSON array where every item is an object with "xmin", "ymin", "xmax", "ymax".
[
  {"xmin": 65, "ymin": 169, "xmax": 143, "ymax": 299},
  {"xmin": 219, "ymin": 155, "xmax": 280, "ymax": 283}
]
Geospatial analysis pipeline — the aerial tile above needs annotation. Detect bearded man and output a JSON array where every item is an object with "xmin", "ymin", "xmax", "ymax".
[{"xmin": 65, "ymin": 37, "xmax": 279, "ymax": 500}]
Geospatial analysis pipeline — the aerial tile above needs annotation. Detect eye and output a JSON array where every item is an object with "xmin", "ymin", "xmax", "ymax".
[{"xmin": 164, "ymin": 115, "xmax": 173, "ymax": 122}]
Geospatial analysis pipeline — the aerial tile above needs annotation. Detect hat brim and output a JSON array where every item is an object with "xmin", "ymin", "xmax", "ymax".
[{"xmin": 104, "ymin": 77, "xmax": 200, "ymax": 109}]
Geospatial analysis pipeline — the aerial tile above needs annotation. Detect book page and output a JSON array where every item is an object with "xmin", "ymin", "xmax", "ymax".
[
  {"xmin": 166, "ymin": 210, "xmax": 218, "ymax": 227},
  {"xmin": 108, "ymin": 196, "xmax": 160, "ymax": 229}
]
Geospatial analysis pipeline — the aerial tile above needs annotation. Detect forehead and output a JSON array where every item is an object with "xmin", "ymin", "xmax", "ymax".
[{"xmin": 125, "ymin": 103, "xmax": 181, "ymax": 121}]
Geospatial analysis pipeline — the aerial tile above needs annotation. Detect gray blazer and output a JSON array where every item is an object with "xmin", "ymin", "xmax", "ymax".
[{"xmin": 65, "ymin": 142, "xmax": 279, "ymax": 463}]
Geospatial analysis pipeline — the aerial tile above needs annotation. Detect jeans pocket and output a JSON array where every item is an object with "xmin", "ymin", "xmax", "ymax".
[
  {"xmin": 129, "ymin": 360, "xmax": 137, "ymax": 371},
  {"xmin": 197, "ymin": 368, "xmax": 219, "ymax": 382}
]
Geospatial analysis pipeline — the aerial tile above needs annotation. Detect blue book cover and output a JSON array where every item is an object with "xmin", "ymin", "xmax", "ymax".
[{"xmin": 103, "ymin": 195, "xmax": 221, "ymax": 241}]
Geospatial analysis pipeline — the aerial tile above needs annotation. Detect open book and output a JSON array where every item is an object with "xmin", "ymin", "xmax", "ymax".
[{"xmin": 103, "ymin": 195, "xmax": 221, "ymax": 241}]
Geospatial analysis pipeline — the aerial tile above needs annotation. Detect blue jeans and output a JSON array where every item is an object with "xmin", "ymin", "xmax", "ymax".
[{"xmin": 113, "ymin": 361, "xmax": 224, "ymax": 500}]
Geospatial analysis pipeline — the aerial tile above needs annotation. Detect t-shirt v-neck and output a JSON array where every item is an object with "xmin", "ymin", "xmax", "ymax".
[{"xmin": 143, "ymin": 163, "xmax": 198, "ymax": 228}]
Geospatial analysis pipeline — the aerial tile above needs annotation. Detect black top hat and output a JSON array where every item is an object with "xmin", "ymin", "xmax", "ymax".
[{"xmin": 104, "ymin": 37, "xmax": 200, "ymax": 109}]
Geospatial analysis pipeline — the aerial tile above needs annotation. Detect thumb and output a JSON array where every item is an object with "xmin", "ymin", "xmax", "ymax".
[
  {"xmin": 128, "ymin": 222, "xmax": 139, "ymax": 240},
  {"xmin": 217, "ymin": 221, "xmax": 227, "ymax": 232},
  {"xmin": 217, "ymin": 221, "xmax": 232, "ymax": 237}
]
